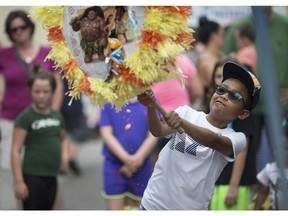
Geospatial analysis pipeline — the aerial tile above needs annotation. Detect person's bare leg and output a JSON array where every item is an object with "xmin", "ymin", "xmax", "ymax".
[
  {"xmin": 68, "ymin": 141, "xmax": 82, "ymax": 176},
  {"xmin": 53, "ymin": 187, "xmax": 64, "ymax": 210},
  {"xmin": 84, "ymin": 51, "xmax": 93, "ymax": 63},
  {"xmin": 124, "ymin": 197, "xmax": 140, "ymax": 210},
  {"xmin": 17, "ymin": 199, "xmax": 22, "ymax": 210},
  {"xmin": 69, "ymin": 141, "xmax": 79, "ymax": 161},
  {"xmin": 106, "ymin": 198, "xmax": 124, "ymax": 210}
]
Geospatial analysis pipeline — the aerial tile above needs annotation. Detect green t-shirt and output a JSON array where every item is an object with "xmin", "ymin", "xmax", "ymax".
[
  {"xmin": 15, "ymin": 106, "xmax": 65, "ymax": 177},
  {"xmin": 224, "ymin": 13, "xmax": 288, "ymax": 115}
]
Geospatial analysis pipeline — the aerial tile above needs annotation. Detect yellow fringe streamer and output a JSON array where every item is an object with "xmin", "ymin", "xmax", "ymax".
[
  {"xmin": 30, "ymin": 6, "xmax": 65, "ymax": 28},
  {"xmin": 30, "ymin": 6, "xmax": 194, "ymax": 111}
]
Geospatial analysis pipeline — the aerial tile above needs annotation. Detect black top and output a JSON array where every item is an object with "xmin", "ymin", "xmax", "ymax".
[{"xmin": 216, "ymin": 114, "xmax": 257, "ymax": 186}]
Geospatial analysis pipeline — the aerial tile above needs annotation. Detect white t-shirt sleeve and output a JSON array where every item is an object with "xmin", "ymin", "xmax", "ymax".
[
  {"xmin": 164, "ymin": 105, "xmax": 195, "ymax": 139},
  {"xmin": 220, "ymin": 131, "xmax": 246, "ymax": 162},
  {"xmin": 175, "ymin": 105, "xmax": 197, "ymax": 117},
  {"xmin": 257, "ymin": 164, "xmax": 270, "ymax": 186}
]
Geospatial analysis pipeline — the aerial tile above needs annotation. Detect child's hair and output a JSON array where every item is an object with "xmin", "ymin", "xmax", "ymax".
[
  {"xmin": 5, "ymin": 10, "xmax": 35, "ymax": 43},
  {"xmin": 237, "ymin": 23, "xmax": 256, "ymax": 43},
  {"xmin": 198, "ymin": 16, "xmax": 220, "ymax": 45},
  {"xmin": 211, "ymin": 57, "xmax": 236, "ymax": 87},
  {"xmin": 28, "ymin": 64, "xmax": 56, "ymax": 92}
]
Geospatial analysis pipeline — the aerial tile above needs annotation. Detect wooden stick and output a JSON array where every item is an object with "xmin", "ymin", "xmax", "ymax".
[{"xmin": 153, "ymin": 101, "xmax": 185, "ymax": 134}]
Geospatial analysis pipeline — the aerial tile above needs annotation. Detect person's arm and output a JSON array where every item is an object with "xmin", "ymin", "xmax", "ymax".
[
  {"xmin": 183, "ymin": 118, "xmax": 235, "ymax": 156},
  {"xmin": 100, "ymin": 125, "xmax": 130, "ymax": 163},
  {"xmin": 127, "ymin": 132, "xmax": 157, "ymax": 172},
  {"xmin": 59, "ymin": 128, "xmax": 69, "ymax": 174},
  {"xmin": 52, "ymin": 73, "xmax": 64, "ymax": 111},
  {"xmin": 254, "ymin": 182, "xmax": 269, "ymax": 210},
  {"xmin": 225, "ymin": 137, "xmax": 249, "ymax": 207},
  {"xmin": 100, "ymin": 125, "xmax": 137, "ymax": 178},
  {"xmin": 11, "ymin": 127, "xmax": 29, "ymax": 200},
  {"xmin": 138, "ymin": 90, "xmax": 237, "ymax": 156},
  {"xmin": 135, "ymin": 132, "xmax": 157, "ymax": 162},
  {"xmin": 70, "ymin": 16, "xmax": 81, "ymax": 31},
  {"xmin": 103, "ymin": 10, "xmax": 117, "ymax": 34},
  {"xmin": 198, "ymin": 59, "xmax": 215, "ymax": 88},
  {"xmin": 146, "ymin": 106, "xmax": 175, "ymax": 137},
  {"xmin": 137, "ymin": 90, "xmax": 175, "ymax": 137}
]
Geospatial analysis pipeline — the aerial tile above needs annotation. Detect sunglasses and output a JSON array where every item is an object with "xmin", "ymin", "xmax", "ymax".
[
  {"xmin": 215, "ymin": 85, "xmax": 247, "ymax": 107},
  {"xmin": 10, "ymin": 24, "xmax": 29, "ymax": 34}
]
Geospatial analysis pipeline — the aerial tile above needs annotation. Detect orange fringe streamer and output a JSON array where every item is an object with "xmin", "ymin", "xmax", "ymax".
[
  {"xmin": 174, "ymin": 32, "xmax": 195, "ymax": 49},
  {"xmin": 140, "ymin": 30, "xmax": 165, "ymax": 47},
  {"xmin": 146, "ymin": 6, "xmax": 192, "ymax": 17},
  {"xmin": 121, "ymin": 68, "xmax": 147, "ymax": 87},
  {"xmin": 47, "ymin": 26, "xmax": 65, "ymax": 42},
  {"xmin": 78, "ymin": 73, "xmax": 93, "ymax": 95},
  {"xmin": 61, "ymin": 58, "xmax": 78, "ymax": 82}
]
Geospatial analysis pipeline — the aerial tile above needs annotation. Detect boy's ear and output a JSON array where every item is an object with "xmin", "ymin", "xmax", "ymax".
[{"xmin": 238, "ymin": 109, "xmax": 250, "ymax": 120}]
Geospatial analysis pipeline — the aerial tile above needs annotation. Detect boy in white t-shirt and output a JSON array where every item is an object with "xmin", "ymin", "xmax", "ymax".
[{"xmin": 137, "ymin": 61, "xmax": 261, "ymax": 210}]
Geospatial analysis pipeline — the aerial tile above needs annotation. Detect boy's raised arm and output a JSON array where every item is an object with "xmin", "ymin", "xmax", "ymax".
[{"xmin": 137, "ymin": 90, "xmax": 174, "ymax": 137}]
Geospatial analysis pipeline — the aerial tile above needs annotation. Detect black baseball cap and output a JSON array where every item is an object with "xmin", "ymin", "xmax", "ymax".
[{"xmin": 222, "ymin": 61, "xmax": 261, "ymax": 110}]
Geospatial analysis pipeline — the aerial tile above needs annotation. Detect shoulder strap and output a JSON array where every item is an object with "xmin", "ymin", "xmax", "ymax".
[{"xmin": 14, "ymin": 49, "xmax": 31, "ymax": 77}]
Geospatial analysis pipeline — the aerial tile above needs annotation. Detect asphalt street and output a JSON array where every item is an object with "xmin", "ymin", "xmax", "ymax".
[{"xmin": 0, "ymin": 136, "xmax": 106, "ymax": 210}]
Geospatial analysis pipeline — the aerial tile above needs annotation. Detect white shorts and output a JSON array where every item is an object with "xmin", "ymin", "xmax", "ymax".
[{"xmin": 0, "ymin": 119, "xmax": 14, "ymax": 170}]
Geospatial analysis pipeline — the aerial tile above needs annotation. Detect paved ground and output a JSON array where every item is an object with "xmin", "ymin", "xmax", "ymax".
[{"xmin": 0, "ymin": 136, "xmax": 106, "ymax": 210}]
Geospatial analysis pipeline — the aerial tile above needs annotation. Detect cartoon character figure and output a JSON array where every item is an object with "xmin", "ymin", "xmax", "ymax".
[
  {"xmin": 114, "ymin": 6, "xmax": 129, "ymax": 43},
  {"xmin": 70, "ymin": 6, "xmax": 109, "ymax": 63}
]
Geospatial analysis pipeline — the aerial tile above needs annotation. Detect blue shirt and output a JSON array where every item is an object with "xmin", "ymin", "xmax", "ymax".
[{"xmin": 99, "ymin": 101, "xmax": 149, "ymax": 163}]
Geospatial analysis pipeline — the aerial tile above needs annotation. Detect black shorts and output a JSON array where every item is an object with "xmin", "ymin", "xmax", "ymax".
[
  {"xmin": 62, "ymin": 111, "xmax": 90, "ymax": 142},
  {"xmin": 23, "ymin": 174, "xmax": 57, "ymax": 210}
]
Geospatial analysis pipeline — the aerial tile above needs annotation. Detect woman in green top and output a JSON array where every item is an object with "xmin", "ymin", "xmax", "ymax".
[{"xmin": 11, "ymin": 66, "xmax": 69, "ymax": 210}]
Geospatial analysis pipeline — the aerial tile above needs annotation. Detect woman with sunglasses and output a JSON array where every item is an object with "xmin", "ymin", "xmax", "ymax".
[
  {"xmin": 0, "ymin": 10, "xmax": 63, "ymax": 209},
  {"xmin": 209, "ymin": 59, "xmax": 257, "ymax": 210}
]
